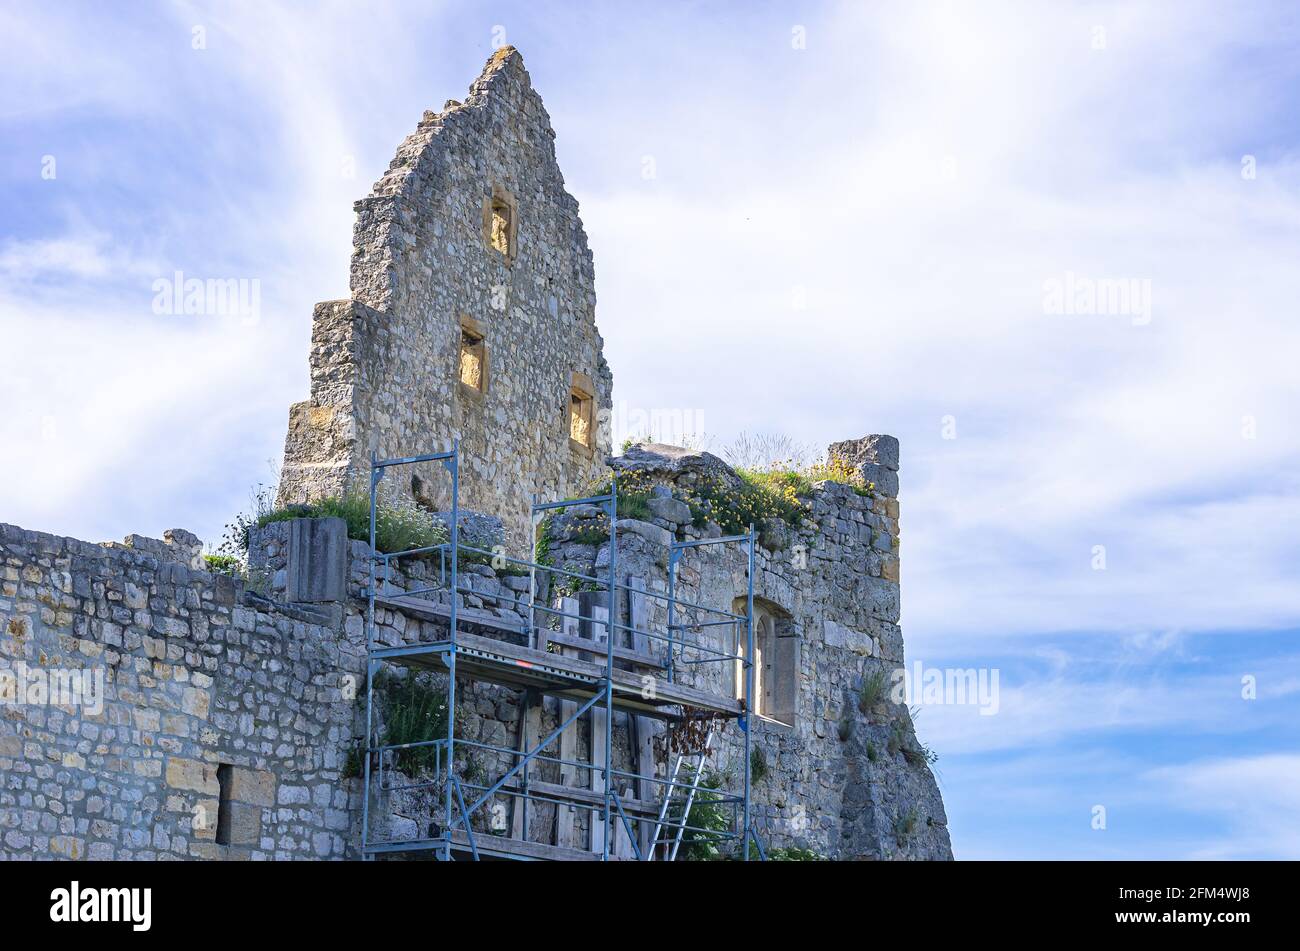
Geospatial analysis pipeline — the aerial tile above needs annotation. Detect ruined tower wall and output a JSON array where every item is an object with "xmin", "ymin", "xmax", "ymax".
[
  {"xmin": 577, "ymin": 440, "xmax": 951, "ymax": 859},
  {"xmin": 277, "ymin": 48, "xmax": 613, "ymax": 548}
]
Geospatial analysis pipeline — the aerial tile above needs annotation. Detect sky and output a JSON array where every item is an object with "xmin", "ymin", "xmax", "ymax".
[{"xmin": 2, "ymin": 0, "xmax": 1299, "ymax": 859}]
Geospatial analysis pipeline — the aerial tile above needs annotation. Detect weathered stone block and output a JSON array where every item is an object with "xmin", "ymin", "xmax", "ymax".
[
  {"xmin": 858, "ymin": 463, "xmax": 899, "ymax": 499},
  {"xmin": 823, "ymin": 619, "xmax": 875, "ymax": 656},
  {"xmin": 227, "ymin": 767, "xmax": 277, "ymax": 807},
  {"xmin": 615, "ymin": 518, "xmax": 672, "ymax": 548},
  {"xmin": 646, "ymin": 496, "xmax": 691, "ymax": 525},
  {"xmin": 181, "ymin": 686, "xmax": 210, "ymax": 719},
  {"xmin": 287, "ymin": 517, "xmax": 348, "ymax": 603},
  {"xmin": 166, "ymin": 757, "xmax": 219, "ymax": 795},
  {"xmin": 226, "ymin": 802, "xmax": 262, "ymax": 846},
  {"xmin": 829, "ymin": 434, "xmax": 900, "ymax": 472}
]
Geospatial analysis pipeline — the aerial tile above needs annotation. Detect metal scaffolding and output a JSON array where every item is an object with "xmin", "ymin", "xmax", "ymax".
[{"xmin": 358, "ymin": 442, "xmax": 766, "ymax": 861}]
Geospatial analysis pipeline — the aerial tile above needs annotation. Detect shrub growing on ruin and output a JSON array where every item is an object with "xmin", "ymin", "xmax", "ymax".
[
  {"xmin": 202, "ymin": 553, "xmax": 241, "ymax": 575},
  {"xmin": 375, "ymin": 671, "xmax": 449, "ymax": 777},
  {"xmin": 894, "ymin": 805, "xmax": 920, "ymax": 844},
  {"xmin": 226, "ymin": 488, "xmax": 449, "ymax": 557},
  {"xmin": 747, "ymin": 844, "xmax": 829, "ymax": 861},
  {"xmin": 858, "ymin": 668, "xmax": 889, "ymax": 715},
  {"xmin": 670, "ymin": 768, "xmax": 731, "ymax": 861}
]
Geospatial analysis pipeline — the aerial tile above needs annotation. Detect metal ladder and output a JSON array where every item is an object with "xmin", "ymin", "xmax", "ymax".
[{"xmin": 646, "ymin": 729, "xmax": 714, "ymax": 861}]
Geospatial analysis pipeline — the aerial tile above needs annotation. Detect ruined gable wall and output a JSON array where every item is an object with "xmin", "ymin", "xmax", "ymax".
[{"xmin": 277, "ymin": 48, "xmax": 613, "ymax": 550}]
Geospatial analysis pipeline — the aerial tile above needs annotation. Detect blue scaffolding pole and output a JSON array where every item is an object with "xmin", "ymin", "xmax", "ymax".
[{"xmin": 360, "ymin": 444, "xmax": 763, "ymax": 861}]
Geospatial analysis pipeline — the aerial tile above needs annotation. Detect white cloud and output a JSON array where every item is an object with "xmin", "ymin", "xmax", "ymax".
[
  {"xmin": 913, "ymin": 665, "xmax": 1262, "ymax": 757},
  {"xmin": 0, "ymin": 232, "xmax": 161, "ymax": 283},
  {"xmin": 580, "ymin": 2, "xmax": 1300, "ymax": 648},
  {"xmin": 1143, "ymin": 754, "xmax": 1300, "ymax": 859}
]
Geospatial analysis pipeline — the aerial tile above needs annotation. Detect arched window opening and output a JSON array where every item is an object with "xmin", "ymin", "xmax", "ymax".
[{"xmin": 732, "ymin": 598, "xmax": 797, "ymax": 727}]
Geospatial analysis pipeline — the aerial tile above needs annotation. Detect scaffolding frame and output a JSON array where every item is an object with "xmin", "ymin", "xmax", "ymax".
[{"xmin": 359, "ymin": 443, "xmax": 766, "ymax": 861}]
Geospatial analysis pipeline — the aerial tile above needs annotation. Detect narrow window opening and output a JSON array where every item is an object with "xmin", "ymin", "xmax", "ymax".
[
  {"xmin": 215, "ymin": 763, "xmax": 233, "ymax": 845},
  {"xmin": 490, "ymin": 200, "xmax": 512, "ymax": 256},
  {"xmin": 570, "ymin": 389, "xmax": 592, "ymax": 447},
  {"xmin": 735, "ymin": 615, "xmax": 773, "ymax": 714},
  {"xmin": 459, "ymin": 329, "xmax": 485, "ymax": 391},
  {"xmin": 483, "ymin": 186, "xmax": 517, "ymax": 260}
]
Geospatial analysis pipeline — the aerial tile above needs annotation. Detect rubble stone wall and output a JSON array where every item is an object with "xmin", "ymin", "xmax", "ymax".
[
  {"xmin": 0, "ymin": 523, "xmax": 363, "ymax": 861},
  {"xmin": 3, "ymin": 431, "xmax": 953, "ymax": 861}
]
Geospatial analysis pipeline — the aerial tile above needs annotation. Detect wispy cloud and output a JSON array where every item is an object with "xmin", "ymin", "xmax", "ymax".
[
  {"xmin": 0, "ymin": 231, "xmax": 163, "ymax": 284},
  {"xmin": 915, "ymin": 658, "xmax": 1284, "ymax": 756},
  {"xmin": 1142, "ymin": 754, "xmax": 1300, "ymax": 859}
]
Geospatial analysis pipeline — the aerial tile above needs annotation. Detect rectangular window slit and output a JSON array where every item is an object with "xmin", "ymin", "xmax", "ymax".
[
  {"xmin": 490, "ymin": 201, "xmax": 511, "ymax": 256},
  {"xmin": 215, "ymin": 763, "xmax": 233, "ymax": 845},
  {"xmin": 570, "ymin": 389, "xmax": 592, "ymax": 447},
  {"xmin": 460, "ymin": 329, "xmax": 485, "ymax": 391}
]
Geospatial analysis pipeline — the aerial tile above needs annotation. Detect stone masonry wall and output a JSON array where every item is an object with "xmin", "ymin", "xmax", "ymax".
[
  {"xmin": 0, "ymin": 523, "xmax": 364, "ymax": 860},
  {"xmin": 3, "ymin": 433, "xmax": 952, "ymax": 860},
  {"xmin": 260, "ymin": 438, "xmax": 950, "ymax": 861},
  {"xmin": 591, "ymin": 442, "xmax": 951, "ymax": 860},
  {"xmin": 277, "ymin": 47, "xmax": 613, "ymax": 550}
]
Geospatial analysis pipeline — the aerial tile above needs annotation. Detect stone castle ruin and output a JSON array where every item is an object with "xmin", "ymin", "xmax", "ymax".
[
  {"xmin": 277, "ymin": 46, "xmax": 612, "ymax": 548},
  {"xmin": 0, "ymin": 49, "xmax": 951, "ymax": 861}
]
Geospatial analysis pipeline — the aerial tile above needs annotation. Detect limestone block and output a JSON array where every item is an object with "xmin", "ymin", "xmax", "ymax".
[
  {"xmin": 434, "ymin": 509, "xmax": 504, "ymax": 550},
  {"xmin": 823, "ymin": 619, "xmax": 875, "ymax": 656},
  {"xmin": 615, "ymin": 518, "xmax": 672, "ymax": 548},
  {"xmin": 858, "ymin": 463, "xmax": 900, "ymax": 499},
  {"xmin": 225, "ymin": 802, "xmax": 262, "ymax": 847},
  {"xmin": 164, "ymin": 529, "xmax": 205, "ymax": 569},
  {"xmin": 287, "ymin": 517, "xmax": 348, "ymax": 603},
  {"xmin": 166, "ymin": 757, "xmax": 220, "ymax": 795},
  {"xmin": 181, "ymin": 686, "xmax": 210, "ymax": 719},
  {"xmin": 829, "ymin": 434, "xmax": 899, "ymax": 472},
  {"xmin": 646, "ymin": 495, "xmax": 691, "ymax": 525}
]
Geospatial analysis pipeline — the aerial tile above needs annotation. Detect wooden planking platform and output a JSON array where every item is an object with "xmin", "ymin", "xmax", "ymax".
[
  {"xmin": 374, "ymin": 593, "xmax": 525, "ymax": 637},
  {"xmin": 540, "ymin": 631, "xmax": 665, "ymax": 670},
  {"xmin": 372, "ymin": 597, "xmax": 743, "ymax": 719},
  {"xmin": 445, "ymin": 829, "xmax": 617, "ymax": 861},
  {"xmin": 495, "ymin": 778, "xmax": 662, "ymax": 819},
  {"xmin": 364, "ymin": 832, "xmax": 616, "ymax": 861},
  {"xmin": 378, "ymin": 593, "xmax": 665, "ymax": 671}
]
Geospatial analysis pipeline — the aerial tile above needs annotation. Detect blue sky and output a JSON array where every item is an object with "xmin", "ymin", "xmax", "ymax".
[{"xmin": 2, "ymin": 0, "xmax": 1299, "ymax": 858}]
